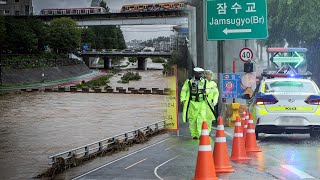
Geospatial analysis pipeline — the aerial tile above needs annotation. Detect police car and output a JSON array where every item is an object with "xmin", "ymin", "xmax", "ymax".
[{"xmin": 248, "ymin": 71, "xmax": 320, "ymax": 139}]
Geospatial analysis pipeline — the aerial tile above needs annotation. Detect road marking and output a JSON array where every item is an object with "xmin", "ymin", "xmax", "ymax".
[
  {"xmin": 154, "ymin": 156, "xmax": 179, "ymax": 180},
  {"xmin": 281, "ymin": 165, "xmax": 315, "ymax": 179},
  {"xmin": 124, "ymin": 158, "xmax": 147, "ymax": 170},
  {"xmin": 71, "ymin": 138, "xmax": 170, "ymax": 180},
  {"xmin": 165, "ymin": 145, "xmax": 175, "ymax": 151}
]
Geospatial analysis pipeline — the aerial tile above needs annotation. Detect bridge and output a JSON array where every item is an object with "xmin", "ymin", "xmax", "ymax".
[
  {"xmin": 10, "ymin": 10, "xmax": 188, "ymax": 26},
  {"xmin": 80, "ymin": 51, "xmax": 172, "ymax": 70}
]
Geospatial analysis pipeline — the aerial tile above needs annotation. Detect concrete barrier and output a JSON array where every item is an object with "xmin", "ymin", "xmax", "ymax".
[
  {"xmin": 157, "ymin": 89, "xmax": 164, "ymax": 95},
  {"xmin": 31, "ymin": 88, "xmax": 39, "ymax": 92},
  {"xmin": 44, "ymin": 88, "xmax": 53, "ymax": 92},
  {"xmin": 70, "ymin": 86, "xmax": 78, "ymax": 92},
  {"xmin": 143, "ymin": 89, "xmax": 152, "ymax": 94},
  {"xmin": 82, "ymin": 87, "xmax": 90, "ymax": 93},
  {"xmin": 152, "ymin": 88, "xmax": 159, "ymax": 94},
  {"xmin": 119, "ymin": 89, "xmax": 126, "ymax": 94},
  {"xmin": 164, "ymin": 88, "xmax": 171, "ymax": 93},
  {"xmin": 106, "ymin": 88, "xmax": 114, "ymax": 93},
  {"xmin": 94, "ymin": 88, "xmax": 102, "ymax": 93},
  {"xmin": 131, "ymin": 89, "xmax": 139, "ymax": 94},
  {"xmin": 58, "ymin": 86, "xmax": 65, "ymax": 92}
]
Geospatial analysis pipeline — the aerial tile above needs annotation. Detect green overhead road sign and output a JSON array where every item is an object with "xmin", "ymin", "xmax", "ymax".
[
  {"xmin": 206, "ymin": 0, "xmax": 268, "ymax": 40},
  {"xmin": 273, "ymin": 52, "xmax": 304, "ymax": 68}
]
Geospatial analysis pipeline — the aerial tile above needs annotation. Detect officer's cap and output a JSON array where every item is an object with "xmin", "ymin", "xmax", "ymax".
[{"xmin": 193, "ymin": 67, "xmax": 204, "ymax": 72}]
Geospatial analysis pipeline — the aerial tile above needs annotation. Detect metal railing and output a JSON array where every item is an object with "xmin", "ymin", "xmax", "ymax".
[{"xmin": 48, "ymin": 120, "xmax": 166, "ymax": 165}]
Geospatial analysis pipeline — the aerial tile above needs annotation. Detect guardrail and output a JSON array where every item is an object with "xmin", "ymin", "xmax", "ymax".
[{"xmin": 48, "ymin": 120, "xmax": 166, "ymax": 165}]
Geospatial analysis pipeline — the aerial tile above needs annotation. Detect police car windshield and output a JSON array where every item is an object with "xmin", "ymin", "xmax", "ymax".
[{"xmin": 265, "ymin": 81, "xmax": 317, "ymax": 93}]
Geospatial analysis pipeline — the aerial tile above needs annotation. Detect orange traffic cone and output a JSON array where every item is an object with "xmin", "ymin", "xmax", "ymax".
[
  {"xmin": 193, "ymin": 121, "xmax": 218, "ymax": 180},
  {"xmin": 230, "ymin": 116, "xmax": 250, "ymax": 161},
  {"xmin": 213, "ymin": 117, "xmax": 235, "ymax": 173},
  {"xmin": 241, "ymin": 110, "xmax": 247, "ymax": 140},
  {"xmin": 243, "ymin": 111, "xmax": 249, "ymax": 141},
  {"xmin": 245, "ymin": 113, "xmax": 262, "ymax": 152}
]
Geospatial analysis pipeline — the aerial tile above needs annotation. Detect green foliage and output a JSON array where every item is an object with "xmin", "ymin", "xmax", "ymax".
[
  {"xmin": 162, "ymin": 51, "xmax": 182, "ymax": 75},
  {"xmin": 118, "ymin": 72, "xmax": 141, "ymax": 83},
  {"xmin": 76, "ymin": 74, "xmax": 112, "ymax": 88},
  {"xmin": 3, "ymin": 17, "xmax": 38, "ymax": 53},
  {"xmin": 99, "ymin": 0, "xmax": 110, "ymax": 13},
  {"xmin": 0, "ymin": 92, "xmax": 9, "ymax": 96},
  {"xmin": 128, "ymin": 57, "xmax": 137, "ymax": 63},
  {"xmin": 0, "ymin": 16, "xmax": 6, "ymax": 48},
  {"xmin": 267, "ymin": 0, "xmax": 320, "ymax": 46},
  {"xmin": 1, "ymin": 53, "xmax": 76, "ymax": 69},
  {"xmin": 152, "ymin": 57, "xmax": 166, "ymax": 63},
  {"xmin": 82, "ymin": 26, "xmax": 126, "ymax": 50},
  {"xmin": 48, "ymin": 17, "xmax": 81, "ymax": 53},
  {"xmin": 267, "ymin": 0, "xmax": 320, "ymax": 84}
]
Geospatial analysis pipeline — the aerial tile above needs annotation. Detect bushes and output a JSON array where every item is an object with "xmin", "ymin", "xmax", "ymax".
[
  {"xmin": 152, "ymin": 57, "xmax": 166, "ymax": 63},
  {"xmin": 76, "ymin": 74, "xmax": 112, "ymax": 88},
  {"xmin": 128, "ymin": 57, "xmax": 137, "ymax": 63},
  {"xmin": 1, "ymin": 53, "xmax": 78, "ymax": 69},
  {"xmin": 117, "ymin": 72, "xmax": 141, "ymax": 83}
]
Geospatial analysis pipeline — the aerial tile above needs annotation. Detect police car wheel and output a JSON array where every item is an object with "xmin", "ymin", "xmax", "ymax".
[
  {"xmin": 255, "ymin": 131, "xmax": 259, "ymax": 140},
  {"xmin": 310, "ymin": 132, "xmax": 320, "ymax": 139}
]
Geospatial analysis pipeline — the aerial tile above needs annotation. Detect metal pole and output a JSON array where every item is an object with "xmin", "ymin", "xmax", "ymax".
[
  {"xmin": 232, "ymin": 60, "xmax": 236, "ymax": 103},
  {"xmin": 218, "ymin": 40, "xmax": 224, "ymax": 115}
]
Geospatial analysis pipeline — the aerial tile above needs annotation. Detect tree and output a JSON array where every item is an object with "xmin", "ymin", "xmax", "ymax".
[
  {"xmin": 27, "ymin": 18, "xmax": 49, "ymax": 52},
  {"xmin": 81, "ymin": 27, "xmax": 95, "ymax": 49},
  {"xmin": 80, "ymin": 26, "xmax": 126, "ymax": 50},
  {"xmin": 4, "ymin": 17, "xmax": 38, "ymax": 53},
  {"xmin": 0, "ymin": 16, "xmax": 5, "ymax": 49},
  {"xmin": 100, "ymin": 0, "xmax": 110, "ymax": 13},
  {"xmin": 115, "ymin": 26, "xmax": 126, "ymax": 49},
  {"xmin": 48, "ymin": 17, "xmax": 81, "ymax": 53},
  {"xmin": 267, "ymin": 0, "xmax": 320, "ymax": 84}
]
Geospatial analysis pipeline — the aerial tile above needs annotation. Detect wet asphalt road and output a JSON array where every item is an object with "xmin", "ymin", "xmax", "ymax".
[{"xmin": 73, "ymin": 121, "xmax": 320, "ymax": 180}]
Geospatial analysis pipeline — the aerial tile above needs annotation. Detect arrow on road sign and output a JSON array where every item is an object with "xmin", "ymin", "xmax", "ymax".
[
  {"xmin": 273, "ymin": 52, "xmax": 304, "ymax": 68},
  {"xmin": 223, "ymin": 28, "xmax": 252, "ymax": 35}
]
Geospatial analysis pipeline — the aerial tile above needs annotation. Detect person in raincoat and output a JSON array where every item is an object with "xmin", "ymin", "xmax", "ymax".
[
  {"xmin": 180, "ymin": 67, "xmax": 212, "ymax": 139},
  {"xmin": 204, "ymin": 70, "xmax": 220, "ymax": 133}
]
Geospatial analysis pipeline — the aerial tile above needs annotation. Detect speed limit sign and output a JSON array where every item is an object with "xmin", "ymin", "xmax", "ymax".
[{"xmin": 239, "ymin": 48, "xmax": 253, "ymax": 62}]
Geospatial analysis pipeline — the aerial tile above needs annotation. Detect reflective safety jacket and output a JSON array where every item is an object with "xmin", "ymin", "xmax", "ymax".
[{"xmin": 180, "ymin": 77, "xmax": 210, "ymax": 122}]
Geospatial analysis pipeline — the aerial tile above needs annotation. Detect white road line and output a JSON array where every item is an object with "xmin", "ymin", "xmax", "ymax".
[
  {"xmin": 165, "ymin": 145, "xmax": 175, "ymax": 151},
  {"xmin": 154, "ymin": 156, "xmax": 179, "ymax": 180},
  {"xmin": 281, "ymin": 165, "xmax": 315, "ymax": 179},
  {"xmin": 124, "ymin": 158, "xmax": 147, "ymax": 170},
  {"xmin": 72, "ymin": 138, "xmax": 170, "ymax": 180}
]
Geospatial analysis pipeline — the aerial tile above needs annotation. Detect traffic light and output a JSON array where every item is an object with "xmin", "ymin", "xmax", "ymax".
[{"xmin": 244, "ymin": 62, "xmax": 253, "ymax": 73}]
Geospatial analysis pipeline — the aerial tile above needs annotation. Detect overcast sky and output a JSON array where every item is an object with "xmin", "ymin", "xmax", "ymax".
[{"xmin": 33, "ymin": 0, "xmax": 188, "ymax": 41}]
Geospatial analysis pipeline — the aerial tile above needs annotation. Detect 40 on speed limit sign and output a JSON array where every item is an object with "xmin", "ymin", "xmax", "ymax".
[{"xmin": 239, "ymin": 48, "xmax": 253, "ymax": 62}]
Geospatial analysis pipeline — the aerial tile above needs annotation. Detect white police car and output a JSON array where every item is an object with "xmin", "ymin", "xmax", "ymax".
[{"xmin": 248, "ymin": 72, "xmax": 320, "ymax": 139}]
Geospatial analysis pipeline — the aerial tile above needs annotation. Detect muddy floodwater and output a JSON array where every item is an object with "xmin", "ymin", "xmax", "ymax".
[{"xmin": 0, "ymin": 92, "xmax": 166, "ymax": 180}]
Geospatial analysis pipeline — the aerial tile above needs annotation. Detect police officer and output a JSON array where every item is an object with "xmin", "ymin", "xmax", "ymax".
[
  {"xmin": 180, "ymin": 67, "xmax": 211, "ymax": 139},
  {"xmin": 204, "ymin": 70, "xmax": 219, "ymax": 132}
]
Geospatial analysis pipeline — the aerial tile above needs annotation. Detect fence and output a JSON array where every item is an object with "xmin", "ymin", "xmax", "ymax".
[{"xmin": 48, "ymin": 120, "xmax": 166, "ymax": 165}]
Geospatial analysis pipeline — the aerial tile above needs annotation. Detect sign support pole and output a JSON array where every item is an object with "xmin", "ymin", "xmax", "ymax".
[{"xmin": 218, "ymin": 40, "xmax": 224, "ymax": 116}]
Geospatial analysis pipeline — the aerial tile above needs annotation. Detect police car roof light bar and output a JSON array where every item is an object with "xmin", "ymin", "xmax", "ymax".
[
  {"xmin": 261, "ymin": 72, "xmax": 312, "ymax": 79},
  {"xmin": 267, "ymin": 47, "xmax": 308, "ymax": 53}
]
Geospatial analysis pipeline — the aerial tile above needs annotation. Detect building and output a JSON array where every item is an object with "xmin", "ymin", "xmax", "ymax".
[{"xmin": 0, "ymin": 0, "xmax": 32, "ymax": 15}]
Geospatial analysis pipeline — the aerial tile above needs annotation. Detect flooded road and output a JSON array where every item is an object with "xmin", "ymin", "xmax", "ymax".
[{"xmin": 0, "ymin": 92, "xmax": 166, "ymax": 180}]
